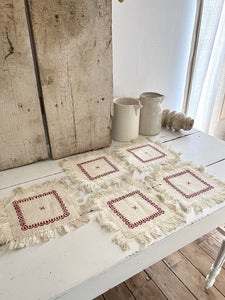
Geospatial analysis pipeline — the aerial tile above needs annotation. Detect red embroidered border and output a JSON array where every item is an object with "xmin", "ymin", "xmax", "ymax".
[
  {"xmin": 127, "ymin": 144, "xmax": 167, "ymax": 163},
  {"xmin": 163, "ymin": 170, "xmax": 214, "ymax": 199},
  {"xmin": 12, "ymin": 190, "xmax": 70, "ymax": 231},
  {"xmin": 77, "ymin": 156, "xmax": 119, "ymax": 181},
  {"xmin": 107, "ymin": 190, "xmax": 164, "ymax": 229}
]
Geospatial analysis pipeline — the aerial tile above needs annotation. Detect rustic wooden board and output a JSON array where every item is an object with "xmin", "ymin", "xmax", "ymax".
[
  {"xmin": 0, "ymin": 0, "xmax": 48, "ymax": 170},
  {"xmin": 146, "ymin": 261, "xmax": 195, "ymax": 300},
  {"xmin": 179, "ymin": 242, "xmax": 225, "ymax": 296},
  {"xmin": 28, "ymin": 0, "xmax": 113, "ymax": 159},
  {"xmin": 125, "ymin": 271, "xmax": 149, "ymax": 293},
  {"xmin": 132, "ymin": 280, "xmax": 166, "ymax": 300},
  {"xmin": 164, "ymin": 252, "xmax": 224, "ymax": 299},
  {"xmin": 198, "ymin": 236, "xmax": 225, "ymax": 270},
  {"xmin": 104, "ymin": 283, "xmax": 135, "ymax": 300}
]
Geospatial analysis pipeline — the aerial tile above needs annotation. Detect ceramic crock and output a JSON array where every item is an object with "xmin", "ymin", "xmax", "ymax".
[
  {"xmin": 111, "ymin": 97, "xmax": 142, "ymax": 142},
  {"xmin": 139, "ymin": 92, "xmax": 165, "ymax": 136}
]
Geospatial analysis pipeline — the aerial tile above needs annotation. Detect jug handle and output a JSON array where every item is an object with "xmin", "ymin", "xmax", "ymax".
[
  {"xmin": 136, "ymin": 98, "xmax": 143, "ymax": 108},
  {"xmin": 160, "ymin": 96, "xmax": 165, "ymax": 103}
]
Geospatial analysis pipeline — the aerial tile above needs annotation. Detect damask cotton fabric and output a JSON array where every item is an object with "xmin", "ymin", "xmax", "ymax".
[
  {"xmin": 1, "ymin": 138, "xmax": 225, "ymax": 251},
  {"xmin": 60, "ymin": 149, "xmax": 129, "ymax": 192},
  {"xmin": 150, "ymin": 162, "xmax": 225, "ymax": 213},
  {"xmin": 114, "ymin": 138, "xmax": 181, "ymax": 172},
  {"xmin": 87, "ymin": 181, "xmax": 185, "ymax": 250},
  {"xmin": 0, "ymin": 179, "xmax": 88, "ymax": 250}
]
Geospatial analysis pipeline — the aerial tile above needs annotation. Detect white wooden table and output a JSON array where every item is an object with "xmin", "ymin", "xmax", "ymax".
[{"xmin": 1, "ymin": 128, "xmax": 225, "ymax": 300}]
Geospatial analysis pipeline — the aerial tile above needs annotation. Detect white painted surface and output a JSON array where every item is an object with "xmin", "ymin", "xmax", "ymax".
[
  {"xmin": 0, "ymin": 128, "xmax": 199, "ymax": 190},
  {"xmin": 58, "ymin": 204, "xmax": 225, "ymax": 300},
  {"xmin": 0, "ymin": 159, "xmax": 64, "ymax": 190},
  {"xmin": 165, "ymin": 132, "xmax": 225, "ymax": 166},
  {"xmin": 0, "ymin": 129, "xmax": 225, "ymax": 300},
  {"xmin": 151, "ymin": 127, "xmax": 199, "ymax": 143},
  {"xmin": 112, "ymin": 0, "xmax": 197, "ymax": 111},
  {"xmin": 207, "ymin": 160, "xmax": 225, "ymax": 180}
]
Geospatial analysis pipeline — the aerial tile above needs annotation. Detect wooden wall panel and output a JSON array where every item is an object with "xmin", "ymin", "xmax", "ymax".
[
  {"xmin": 28, "ymin": 0, "xmax": 113, "ymax": 159},
  {"xmin": 0, "ymin": 0, "xmax": 48, "ymax": 170}
]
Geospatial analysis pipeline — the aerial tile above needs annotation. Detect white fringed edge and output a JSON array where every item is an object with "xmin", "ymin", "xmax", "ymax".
[
  {"xmin": 148, "ymin": 161, "xmax": 225, "ymax": 214},
  {"xmin": 0, "ymin": 217, "xmax": 89, "ymax": 251},
  {"xmin": 0, "ymin": 178, "xmax": 89, "ymax": 251},
  {"xmin": 60, "ymin": 148, "xmax": 133, "ymax": 192},
  {"xmin": 87, "ymin": 180, "xmax": 186, "ymax": 250},
  {"xmin": 113, "ymin": 137, "xmax": 182, "ymax": 173},
  {"xmin": 95, "ymin": 212, "xmax": 185, "ymax": 251}
]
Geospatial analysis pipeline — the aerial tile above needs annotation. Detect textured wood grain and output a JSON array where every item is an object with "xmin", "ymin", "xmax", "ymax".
[
  {"xmin": 146, "ymin": 261, "xmax": 195, "ymax": 300},
  {"xmin": 28, "ymin": 0, "xmax": 113, "ymax": 159},
  {"xmin": 132, "ymin": 280, "xmax": 166, "ymax": 300},
  {"xmin": 164, "ymin": 252, "xmax": 224, "ymax": 300},
  {"xmin": 125, "ymin": 271, "xmax": 150, "ymax": 293},
  {"xmin": 0, "ymin": 0, "xmax": 48, "ymax": 170},
  {"xmin": 197, "ymin": 235, "xmax": 225, "ymax": 270},
  {"xmin": 179, "ymin": 242, "xmax": 225, "ymax": 296},
  {"xmin": 93, "ymin": 296, "xmax": 104, "ymax": 300},
  {"xmin": 104, "ymin": 283, "xmax": 135, "ymax": 300}
]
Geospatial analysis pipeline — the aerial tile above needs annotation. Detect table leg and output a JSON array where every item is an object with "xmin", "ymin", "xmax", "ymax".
[{"xmin": 205, "ymin": 237, "xmax": 225, "ymax": 289}]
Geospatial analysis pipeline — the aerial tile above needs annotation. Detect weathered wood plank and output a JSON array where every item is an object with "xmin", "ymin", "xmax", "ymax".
[
  {"xmin": 104, "ymin": 282, "xmax": 135, "ymax": 300},
  {"xmin": 164, "ymin": 252, "xmax": 224, "ymax": 299},
  {"xmin": 125, "ymin": 271, "xmax": 150, "ymax": 293},
  {"xmin": 180, "ymin": 242, "xmax": 225, "ymax": 296},
  {"xmin": 198, "ymin": 236, "xmax": 225, "ymax": 270},
  {"xmin": 93, "ymin": 296, "xmax": 104, "ymax": 300},
  {"xmin": 199, "ymin": 237, "xmax": 221, "ymax": 260},
  {"xmin": 195, "ymin": 230, "xmax": 218, "ymax": 245},
  {"xmin": 0, "ymin": 0, "xmax": 48, "ymax": 170},
  {"xmin": 132, "ymin": 280, "xmax": 166, "ymax": 300},
  {"xmin": 28, "ymin": 0, "xmax": 113, "ymax": 159},
  {"xmin": 146, "ymin": 260, "xmax": 195, "ymax": 300},
  {"xmin": 211, "ymin": 230, "xmax": 225, "ymax": 243}
]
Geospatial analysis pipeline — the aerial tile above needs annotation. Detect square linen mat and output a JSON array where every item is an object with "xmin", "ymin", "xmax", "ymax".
[
  {"xmin": 87, "ymin": 181, "xmax": 185, "ymax": 250},
  {"xmin": 60, "ymin": 149, "xmax": 129, "ymax": 192},
  {"xmin": 0, "ymin": 179, "xmax": 88, "ymax": 250},
  {"xmin": 150, "ymin": 162, "xmax": 225, "ymax": 213},
  {"xmin": 114, "ymin": 138, "xmax": 181, "ymax": 172}
]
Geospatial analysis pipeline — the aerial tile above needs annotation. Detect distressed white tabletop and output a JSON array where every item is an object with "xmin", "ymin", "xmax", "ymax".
[{"xmin": 0, "ymin": 128, "xmax": 225, "ymax": 300}]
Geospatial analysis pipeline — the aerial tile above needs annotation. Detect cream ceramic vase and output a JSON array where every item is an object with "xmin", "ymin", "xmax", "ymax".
[
  {"xmin": 112, "ymin": 97, "xmax": 143, "ymax": 142},
  {"xmin": 139, "ymin": 92, "xmax": 165, "ymax": 136}
]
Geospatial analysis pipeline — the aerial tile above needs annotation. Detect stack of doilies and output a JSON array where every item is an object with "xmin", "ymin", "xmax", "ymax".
[{"xmin": 1, "ymin": 138, "xmax": 225, "ymax": 250}]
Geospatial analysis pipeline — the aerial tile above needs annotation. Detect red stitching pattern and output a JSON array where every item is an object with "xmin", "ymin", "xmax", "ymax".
[
  {"xmin": 77, "ymin": 156, "xmax": 119, "ymax": 181},
  {"xmin": 163, "ymin": 170, "xmax": 214, "ymax": 199},
  {"xmin": 127, "ymin": 144, "xmax": 167, "ymax": 163},
  {"xmin": 107, "ymin": 190, "xmax": 164, "ymax": 229},
  {"xmin": 12, "ymin": 190, "xmax": 70, "ymax": 231}
]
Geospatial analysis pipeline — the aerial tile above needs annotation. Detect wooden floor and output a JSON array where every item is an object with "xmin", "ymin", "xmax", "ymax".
[{"xmin": 94, "ymin": 229, "xmax": 225, "ymax": 300}]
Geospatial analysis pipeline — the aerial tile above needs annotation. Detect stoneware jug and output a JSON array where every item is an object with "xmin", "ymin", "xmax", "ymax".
[
  {"xmin": 139, "ymin": 92, "xmax": 165, "ymax": 136},
  {"xmin": 112, "ymin": 97, "xmax": 143, "ymax": 142}
]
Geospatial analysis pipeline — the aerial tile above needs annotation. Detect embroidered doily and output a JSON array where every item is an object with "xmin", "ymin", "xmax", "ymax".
[
  {"xmin": 87, "ymin": 181, "xmax": 185, "ymax": 250},
  {"xmin": 60, "ymin": 149, "xmax": 129, "ymax": 192},
  {"xmin": 114, "ymin": 138, "xmax": 181, "ymax": 172},
  {"xmin": 0, "ymin": 179, "xmax": 88, "ymax": 250},
  {"xmin": 150, "ymin": 162, "xmax": 225, "ymax": 213}
]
